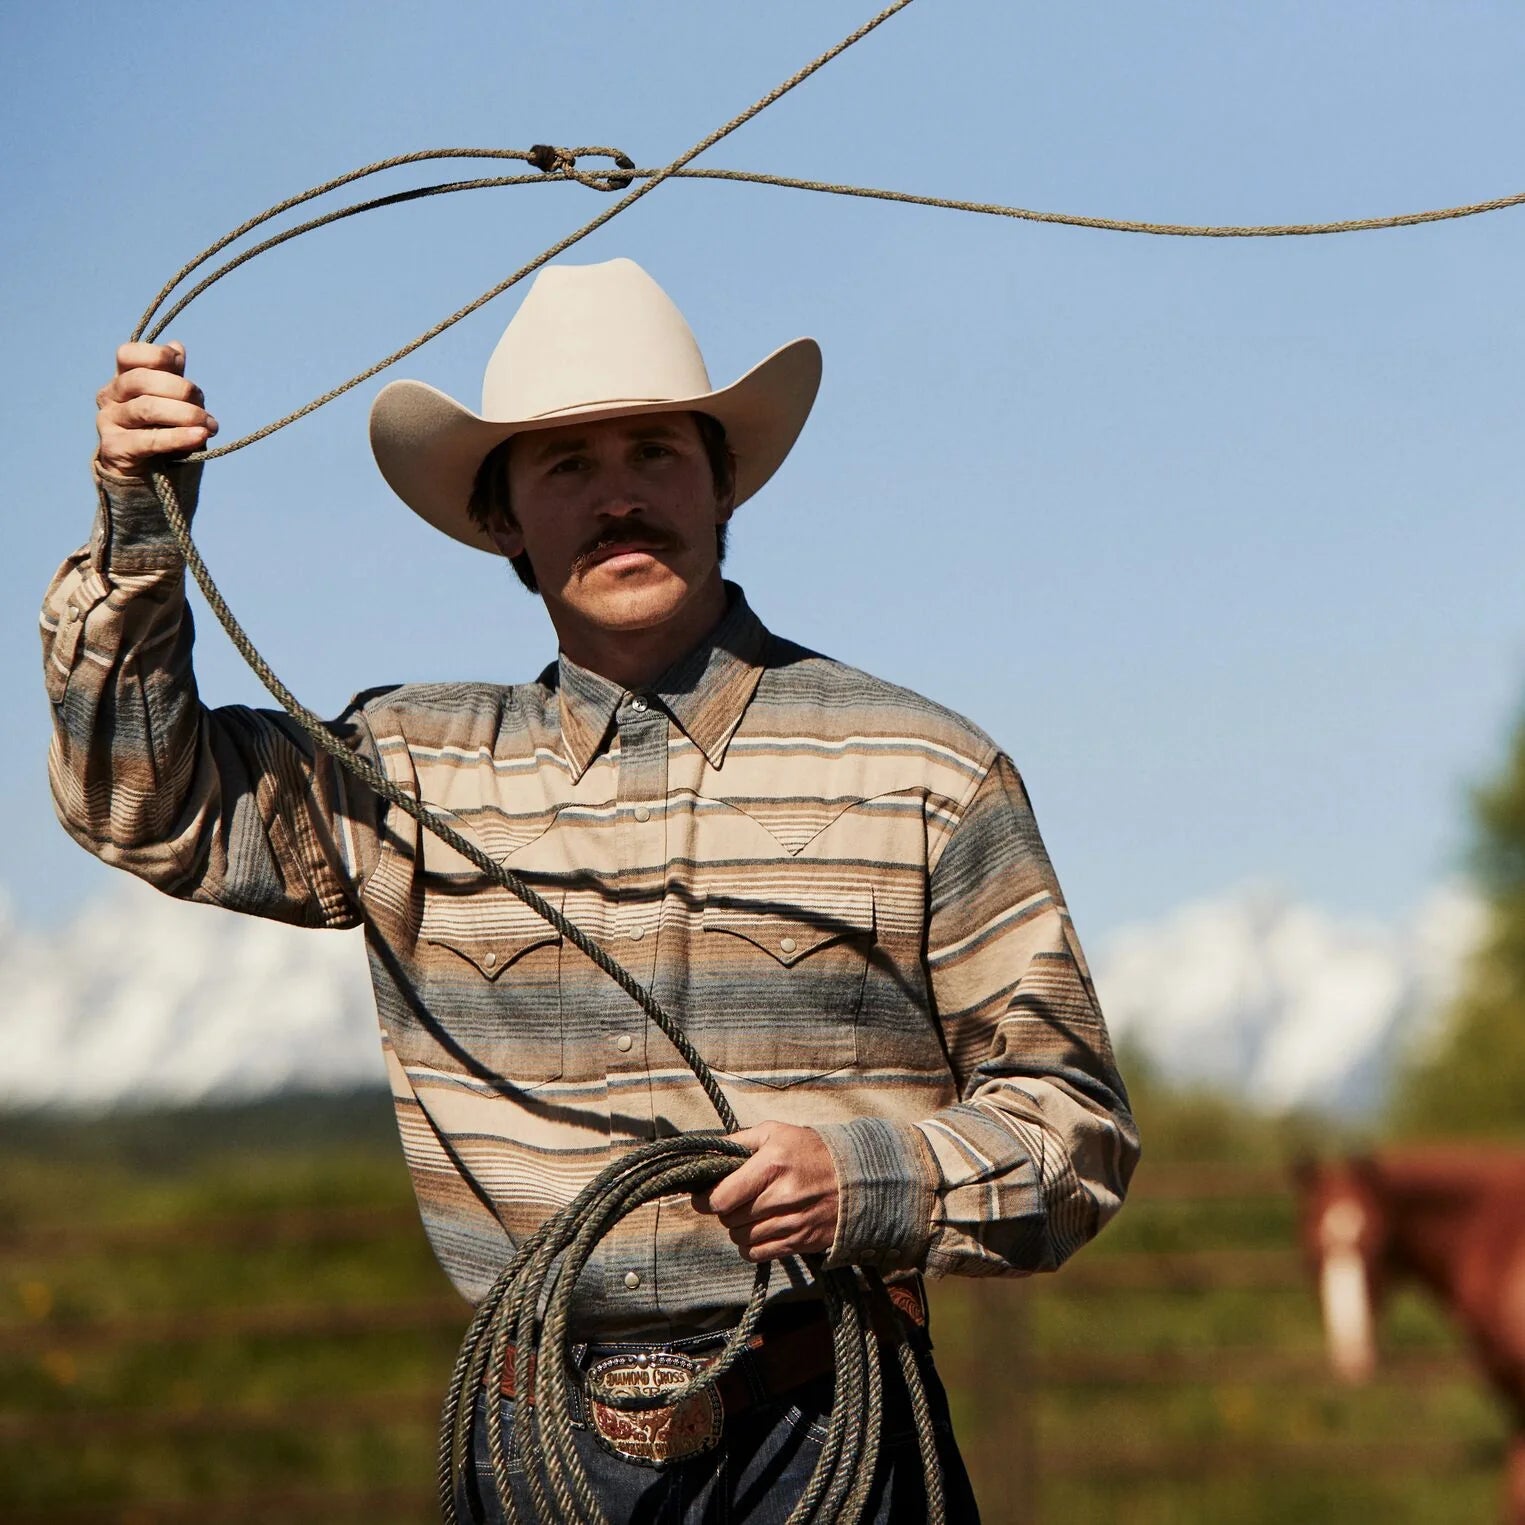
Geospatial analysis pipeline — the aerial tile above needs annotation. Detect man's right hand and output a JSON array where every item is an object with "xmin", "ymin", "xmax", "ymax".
[{"xmin": 95, "ymin": 342, "xmax": 218, "ymax": 480}]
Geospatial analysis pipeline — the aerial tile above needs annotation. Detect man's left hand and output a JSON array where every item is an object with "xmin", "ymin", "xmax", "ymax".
[{"xmin": 691, "ymin": 1121, "xmax": 839, "ymax": 1263}]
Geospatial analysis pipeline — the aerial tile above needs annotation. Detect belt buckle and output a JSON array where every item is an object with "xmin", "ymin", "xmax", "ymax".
[{"xmin": 585, "ymin": 1350, "xmax": 722, "ymax": 1468}]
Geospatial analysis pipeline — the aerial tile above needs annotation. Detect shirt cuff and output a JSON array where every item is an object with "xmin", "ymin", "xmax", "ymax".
[
  {"xmin": 91, "ymin": 460, "xmax": 202, "ymax": 576},
  {"xmin": 815, "ymin": 1116, "xmax": 938, "ymax": 1271}
]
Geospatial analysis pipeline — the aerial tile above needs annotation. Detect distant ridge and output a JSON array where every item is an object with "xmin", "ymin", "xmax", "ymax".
[
  {"xmin": 0, "ymin": 876, "xmax": 1484, "ymax": 1116},
  {"xmin": 1, "ymin": 876, "xmax": 382, "ymax": 1111},
  {"xmin": 1094, "ymin": 882, "xmax": 1483, "ymax": 1116}
]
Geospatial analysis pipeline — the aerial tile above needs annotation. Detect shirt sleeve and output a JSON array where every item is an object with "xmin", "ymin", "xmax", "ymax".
[
  {"xmin": 40, "ymin": 464, "xmax": 383, "ymax": 928},
  {"xmin": 817, "ymin": 751, "xmax": 1139, "ymax": 1276}
]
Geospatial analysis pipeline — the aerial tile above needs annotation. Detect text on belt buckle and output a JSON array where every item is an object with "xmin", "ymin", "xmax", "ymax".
[{"xmin": 585, "ymin": 1351, "xmax": 722, "ymax": 1468}]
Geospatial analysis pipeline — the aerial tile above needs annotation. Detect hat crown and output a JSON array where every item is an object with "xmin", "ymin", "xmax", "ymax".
[{"xmin": 481, "ymin": 258, "xmax": 713, "ymax": 422}]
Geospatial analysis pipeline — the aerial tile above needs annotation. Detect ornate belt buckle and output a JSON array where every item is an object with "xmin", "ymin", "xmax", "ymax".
[{"xmin": 585, "ymin": 1350, "xmax": 722, "ymax": 1468}]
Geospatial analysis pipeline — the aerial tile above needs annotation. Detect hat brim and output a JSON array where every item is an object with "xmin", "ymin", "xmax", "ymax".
[{"xmin": 369, "ymin": 338, "xmax": 822, "ymax": 553}]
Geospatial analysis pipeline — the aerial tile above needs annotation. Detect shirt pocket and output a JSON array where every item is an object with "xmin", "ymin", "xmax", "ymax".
[
  {"xmin": 695, "ymin": 886, "xmax": 874, "ymax": 1088},
  {"xmin": 422, "ymin": 888, "xmax": 566, "ymax": 1090}
]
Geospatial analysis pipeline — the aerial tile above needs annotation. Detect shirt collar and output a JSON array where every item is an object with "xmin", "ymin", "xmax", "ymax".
[{"xmin": 554, "ymin": 583, "xmax": 769, "ymax": 782}]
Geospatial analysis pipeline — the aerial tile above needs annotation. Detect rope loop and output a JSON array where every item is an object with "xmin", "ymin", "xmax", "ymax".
[{"xmin": 527, "ymin": 142, "xmax": 637, "ymax": 192}]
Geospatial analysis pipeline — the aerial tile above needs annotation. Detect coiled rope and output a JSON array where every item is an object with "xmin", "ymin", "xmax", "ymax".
[{"xmin": 128, "ymin": 0, "xmax": 1520, "ymax": 1518}]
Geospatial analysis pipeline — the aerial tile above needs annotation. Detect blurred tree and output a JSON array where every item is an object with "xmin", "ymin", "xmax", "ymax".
[{"xmin": 1390, "ymin": 707, "xmax": 1525, "ymax": 1138}]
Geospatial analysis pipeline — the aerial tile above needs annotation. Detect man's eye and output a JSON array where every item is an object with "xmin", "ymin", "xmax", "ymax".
[
  {"xmin": 637, "ymin": 442, "xmax": 673, "ymax": 460},
  {"xmin": 548, "ymin": 456, "xmax": 586, "ymax": 474}
]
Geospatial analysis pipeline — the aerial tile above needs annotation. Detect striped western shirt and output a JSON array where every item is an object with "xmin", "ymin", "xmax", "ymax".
[{"xmin": 42, "ymin": 465, "xmax": 1139, "ymax": 1335}]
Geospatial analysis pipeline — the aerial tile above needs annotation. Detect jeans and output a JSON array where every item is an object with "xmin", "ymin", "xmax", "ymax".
[{"xmin": 457, "ymin": 1326, "xmax": 982, "ymax": 1523}]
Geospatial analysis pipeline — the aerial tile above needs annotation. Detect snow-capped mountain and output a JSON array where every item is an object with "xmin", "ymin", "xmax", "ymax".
[
  {"xmin": 0, "ymin": 876, "xmax": 381, "ymax": 1109},
  {"xmin": 1092, "ymin": 882, "xmax": 1486, "ymax": 1115},
  {"xmin": 0, "ymin": 876, "xmax": 1487, "ymax": 1115}
]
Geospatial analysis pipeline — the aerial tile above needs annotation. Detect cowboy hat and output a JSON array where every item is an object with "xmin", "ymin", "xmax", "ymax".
[{"xmin": 369, "ymin": 258, "xmax": 822, "ymax": 552}]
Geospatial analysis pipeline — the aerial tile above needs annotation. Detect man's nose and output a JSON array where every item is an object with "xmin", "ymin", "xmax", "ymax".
[
  {"xmin": 590, "ymin": 469, "xmax": 648, "ymax": 518},
  {"xmin": 595, "ymin": 495, "xmax": 644, "ymax": 517}
]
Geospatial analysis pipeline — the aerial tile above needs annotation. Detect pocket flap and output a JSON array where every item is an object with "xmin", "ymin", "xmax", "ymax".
[
  {"xmin": 703, "ymin": 889, "xmax": 873, "ymax": 967},
  {"xmin": 426, "ymin": 891, "xmax": 564, "ymax": 981}
]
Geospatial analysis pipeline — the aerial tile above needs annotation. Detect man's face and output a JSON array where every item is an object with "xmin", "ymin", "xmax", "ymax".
[{"xmin": 491, "ymin": 411, "xmax": 733, "ymax": 639}]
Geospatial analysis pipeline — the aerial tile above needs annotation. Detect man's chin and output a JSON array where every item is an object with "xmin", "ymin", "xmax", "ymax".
[{"xmin": 557, "ymin": 574, "xmax": 698, "ymax": 635}]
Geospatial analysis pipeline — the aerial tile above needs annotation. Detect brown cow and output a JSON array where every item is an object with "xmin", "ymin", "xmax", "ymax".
[{"xmin": 1294, "ymin": 1149, "xmax": 1525, "ymax": 1522}]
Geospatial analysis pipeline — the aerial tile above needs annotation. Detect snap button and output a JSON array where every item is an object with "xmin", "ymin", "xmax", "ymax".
[
  {"xmin": 628, "ymin": 926, "xmax": 645, "ymax": 942},
  {"xmin": 624, "ymin": 1271, "xmax": 641, "ymax": 1290},
  {"xmin": 484, "ymin": 950, "xmax": 497, "ymax": 969},
  {"xmin": 615, "ymin": 1034, "xmax": 633, "ymax": 1053},
  {"xmin": 779, "ymin": 936, "xmax": 797, "ymax": 954},
  {"xmin": 633, "ymin": 805, "xmax": 651, "ymax": 823},
  {"xmin": 66, "ymin": 604, "xmax": 79, "ymax": 622}
]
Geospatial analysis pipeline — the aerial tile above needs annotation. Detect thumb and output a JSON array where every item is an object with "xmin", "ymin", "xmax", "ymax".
[{"xmin": 693, "ymin": 1136, "xmax": 767, "ymax": 1215}]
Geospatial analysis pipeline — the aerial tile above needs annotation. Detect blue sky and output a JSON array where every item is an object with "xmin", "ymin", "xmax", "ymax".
[{"xmin": 3, "ymin": 1, "xmax": 1523, "ymax": 942}]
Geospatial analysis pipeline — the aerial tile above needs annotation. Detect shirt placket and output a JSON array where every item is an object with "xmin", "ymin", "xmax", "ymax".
[{"xmin": 603, "ymin": 690, "xmax": 670, "ymax": 1316}]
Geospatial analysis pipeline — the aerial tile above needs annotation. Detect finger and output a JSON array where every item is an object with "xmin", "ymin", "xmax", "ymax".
[
  {"xmin": 714, "ymin": 1179, "xmax": 822, "ymax": 1229},
  {"xmin": 745, "ymin": 1176, "xmax": 822, "ymax": 1219},
  {"xmin": 727, "ymin": 1211, "xmax": 806, "ymax": 1246},
  {"xmin": 96, "ymin": 425, "xmax": 213, "ymax": 475},
  {"xmin": 114, "ymin": 341, "xmax": 187, "ymax": 378},
  {"xmin": 735, "ymin": 1226, "xmax": 824, "ymax": 1263},
  {"xmin": 99, "ymin": 368, "xmax": 206, "ymax": 409},
  {"xmin": 716, "ymin": 1204, "xmax": 771, "ymax": 1230},
  {"xmin": 719, "ymin": 1164, "xmax": 834, "ymax": 1225},
  {"xmin": 126, "ymin": 424, "xmax": 212, "ymax": 453},
  {"xmin": 97, "ymin": 405, "xmax": 216, "ymax": 469},
  {"xmin": 698, "ymin": 1154, "xmax": 776, "ymax": 1218},
  {"xmin": 692, "ymin": 1128, "xmax": 787, "ymax": 1215},
  {"xmin": 692, "ymin": 1134, "xmax": 765, "ymax": 1213},
  {"xmin": 104, "ymin": 394, "xmax": 216, "ymax": 433},
  {"xmin": 740, "ymin": 1239, "xmax": 796, "ymax": 1264}
]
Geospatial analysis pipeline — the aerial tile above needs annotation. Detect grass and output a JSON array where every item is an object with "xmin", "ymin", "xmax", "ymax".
[{"xmin": 0, "ymin": 1080, "xmax": 1514, "ymax": 1524}]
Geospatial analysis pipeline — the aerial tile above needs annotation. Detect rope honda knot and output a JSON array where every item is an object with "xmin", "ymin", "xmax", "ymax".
[{"xmin": 527, "ymin": 143, "xmax": 636, "ymax": 192}]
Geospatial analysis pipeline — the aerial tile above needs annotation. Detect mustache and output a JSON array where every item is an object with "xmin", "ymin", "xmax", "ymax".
[{"xmin": 570, "ymin": 521, "xmax": 683, "ymax": 575}]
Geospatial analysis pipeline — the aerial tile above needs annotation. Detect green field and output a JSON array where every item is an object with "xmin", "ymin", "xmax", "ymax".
[{"xmin": 0, "ymin": 1082, "xmax": 1509, "ymax": 1524}]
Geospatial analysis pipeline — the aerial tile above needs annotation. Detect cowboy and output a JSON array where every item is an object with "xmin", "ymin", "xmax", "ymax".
[{"xmin": 49, "ymin": 258, "xmax": 1138, "ymax": 1521}]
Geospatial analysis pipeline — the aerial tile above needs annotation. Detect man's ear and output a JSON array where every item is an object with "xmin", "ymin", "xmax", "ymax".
[{"xmin": 487, "ymin": 516, "xmax": 525, "ymax": 560}]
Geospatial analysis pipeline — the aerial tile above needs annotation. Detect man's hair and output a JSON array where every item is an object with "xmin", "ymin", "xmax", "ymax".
[{"xmin": 466, "ymin": 412, "xmax": 736, "ymax": 594}]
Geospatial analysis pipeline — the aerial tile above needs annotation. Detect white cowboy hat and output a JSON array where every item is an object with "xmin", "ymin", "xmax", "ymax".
[{"xmin": 369, "ymin": 257, "xmax": 822, "ymax": 552}]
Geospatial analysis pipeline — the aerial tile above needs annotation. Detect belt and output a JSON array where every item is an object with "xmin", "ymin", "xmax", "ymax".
[{"xmin": 480, "ymin": 1280, "xmax": 929, "ymax": 1467}]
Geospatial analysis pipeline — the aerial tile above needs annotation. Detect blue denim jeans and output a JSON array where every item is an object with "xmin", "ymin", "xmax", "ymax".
[{"xmin": 457, "ymin": 1327, "xmax": 982, "ymax": 1523}]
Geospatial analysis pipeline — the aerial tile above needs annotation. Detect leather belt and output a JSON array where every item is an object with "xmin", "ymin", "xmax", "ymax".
[{"xmin": 480, "ymin": 1281, "xmax": 929, "ymax": 1468}]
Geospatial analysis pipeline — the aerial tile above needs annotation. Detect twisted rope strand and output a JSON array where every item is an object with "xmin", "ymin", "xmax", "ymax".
[
  {"xmin": 132, "ymin": 147, "xmax": 633, "ymax": 339},
  {"xmin": 143, "ymin": 158, "xmax": 1525, "ymax": 373},
  {"xmin": 657, "ymin": 165, "xmax": 1525, "ymax": 236},
  {"xmin": 142, "ymin": 173, "xmax": 555, "ymax": 339}
]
